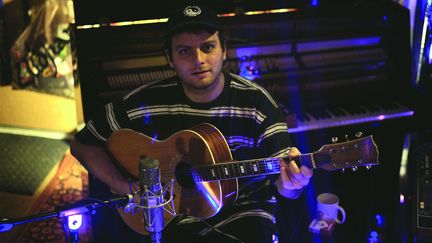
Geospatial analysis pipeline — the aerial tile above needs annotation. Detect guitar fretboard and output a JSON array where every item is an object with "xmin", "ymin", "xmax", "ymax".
[{"xmin": 192, "ymin": 153, "xmax": 315, "ymax": 182}]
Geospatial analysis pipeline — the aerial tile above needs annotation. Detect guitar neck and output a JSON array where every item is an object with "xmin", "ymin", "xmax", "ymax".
[{"xmin": 192, "ymin": 153, "xmax": 316, "ymax": 182}]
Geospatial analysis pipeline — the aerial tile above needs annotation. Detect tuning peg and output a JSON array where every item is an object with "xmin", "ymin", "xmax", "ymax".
[
  {"xmin": 340, "ymin": 168, "xmax": 345, "ymax": 173},
  {"xmin": 344, "ymin": 134, "xmax": 349, "ymax": 141},
  {"xmin": 332, "ymin": 137, "xmax": 338, "ymax": 143},
  {"xmin": 366, "ymin": 165, "xmax": 372, "ymax": 170},
  {"xmin": 355, "ymin": 131, "xmax": 363, "ymax": 138},
  {"xmin": 351, "ymin": 166, "xmax": 358, "ymax": 172}
]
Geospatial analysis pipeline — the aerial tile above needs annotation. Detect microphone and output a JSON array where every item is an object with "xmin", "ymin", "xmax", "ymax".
[{"xmin": 139, "ymin": 156, "xmax": 164, "ymax": 243}]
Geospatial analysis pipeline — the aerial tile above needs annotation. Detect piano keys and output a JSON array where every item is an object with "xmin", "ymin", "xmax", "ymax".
[{"xmin": 283, "ymin": 100, "xmax": 415, "ymax": 133}]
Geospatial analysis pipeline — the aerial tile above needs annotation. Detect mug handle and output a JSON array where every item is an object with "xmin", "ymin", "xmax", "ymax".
[{"xmin": 335, "ymin": 206, "xmax": 346, "ymax": 224}]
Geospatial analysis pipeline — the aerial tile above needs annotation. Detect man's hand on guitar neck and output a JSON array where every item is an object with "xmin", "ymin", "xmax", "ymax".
[{"xmin": 276, "ymin": 147, "xmax": 313, "ymax": 199}]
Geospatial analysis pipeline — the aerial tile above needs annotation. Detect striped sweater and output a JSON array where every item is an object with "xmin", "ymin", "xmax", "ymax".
[{"xmin": 75, "ymin": 71, "xmax": 292, "ymax": 228}]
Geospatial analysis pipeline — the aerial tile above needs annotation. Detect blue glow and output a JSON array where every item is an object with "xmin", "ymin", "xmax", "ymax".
[
  {"xmin": 370, "ymin": 122, "xmax": 381, "ymax": 128},
  {"xmin": 288, "ymin": 110, "xmax": 414, "ymax": 133},
  {"xmin": 196, "ymin": 183, "xmax": 219, "ymax": 210},
  {"xmin": 151, "ymin": 133, "xmax": 158, "ymax": 144},
  {"xmin": 428, "ymin": 41, "xmax": 432, "ymax": 64},
  {"xmin": 144, "ymin": 112, "xmax": 151, "ymax": 125},
  {"xmin": 68, "ymin": 214, "xmax": 83, "ymax": 231},
  {"xmin": 375, "ymin": 214, "xmax": 384, "ymax": 227},
  {"xmin": 238, "ymin": 55, "xmax": 261, "ymax": 80},
  {"xmin": 204, "ymin": 190, "xmax": 218, "ymax": 209},
  {"xmin": 297, "ymin": 37, "xmax": 381, "ymax": 52},
  {"xmin": 383, "ymin": 15, "xmax": 388, "ymax": 21},
  {"xmin": 311, "ymin": 0, "xmax": 319, "ymax": 7},
  {"xmin": 266, "ymin": 160, "xmax": 274, "ymax": 171},
  {"xmin": 368, "ymin": 231, "xmax": 379, "ymax": 242},
  {"xmin": 272, "ymin": 233, "xmax": 279, "ymax": 243}
]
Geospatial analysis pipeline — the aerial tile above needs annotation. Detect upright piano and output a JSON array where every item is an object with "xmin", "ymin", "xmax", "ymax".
[{"xmin": 72, "ymin": 1, "xmax": 418, "ymax": 242}]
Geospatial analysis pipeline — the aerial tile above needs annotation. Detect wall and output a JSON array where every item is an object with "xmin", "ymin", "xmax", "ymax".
[{"xmin": 0, "ymin": 85, "xmax": 83, "ymax": 134}]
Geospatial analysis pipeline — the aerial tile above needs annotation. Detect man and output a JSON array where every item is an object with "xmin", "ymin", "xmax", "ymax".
[{"xmin": 71, "ymin": 3, "xmax": 313, "ymax": 243}]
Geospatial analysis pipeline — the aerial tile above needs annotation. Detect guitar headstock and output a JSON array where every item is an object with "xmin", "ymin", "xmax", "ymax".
[{"xmin": 313, "ymin": 134, "xmax": 379, "ymax": 172}]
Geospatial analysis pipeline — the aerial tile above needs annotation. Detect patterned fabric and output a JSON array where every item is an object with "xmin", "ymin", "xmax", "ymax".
[
  {"xmin": 9, "ymin": 154, "xmax": 92, "ymax": 243},
  {"xmin": 75, "ymin": 71, "xmax": 292, "ymax": 241}
]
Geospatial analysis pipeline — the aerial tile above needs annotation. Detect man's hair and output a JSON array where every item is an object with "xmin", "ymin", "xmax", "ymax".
[{"xmin": 164, "ymin": 26, "xmax": 226, "ymax": 61}]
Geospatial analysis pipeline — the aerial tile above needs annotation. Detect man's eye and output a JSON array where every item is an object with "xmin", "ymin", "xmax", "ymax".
[
  {"xmin": 178, "ymin": 49, "xmax": 189, "ymax": 55},
  {"xmin": 203, "ymin": 44, "xmax": 215, "ymax": 52}
]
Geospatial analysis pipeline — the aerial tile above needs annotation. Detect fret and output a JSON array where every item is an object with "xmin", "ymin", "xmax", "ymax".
[
  {"xmin": 263, "ymin": 159, "xmax": 274, "ymax": 173},
  {"xmin": 232, "ymin": 163, "xmax": 240, "ymax": 178},
  {"xmin": 229, "ymin": 163, "xmax": 236, "ymax": 178},
  {"xmin": 228, "ymin": 164, "xmax": 235, "ymax": 179},
  {"xmin": 299, "ymin": 154, "xmax": 313, "ymax": 169},
  {"xmin": 200, "ymin": 167, "xmax": 210, "ymax": 181},
  {"xmin": 216, "ymin": 164, "xmax": 225, "ymax": 180},
  {"xmin": 245, "ymin": 161, "xmax": 254, "ymax": 175},
  {"xmin": 260, "ymin": 159, "xmax": 271, "ymax": 174}
]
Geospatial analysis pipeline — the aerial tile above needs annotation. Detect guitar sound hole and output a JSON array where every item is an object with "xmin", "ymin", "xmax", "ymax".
[{"xmin": 175, "ymin": 162, "xmax": 195, "ymax": 189}]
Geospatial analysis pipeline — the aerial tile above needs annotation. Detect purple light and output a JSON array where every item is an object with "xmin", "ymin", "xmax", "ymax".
[
  {"xmin": 400, "ymin": 193, "xmax": 405, "ymax": 204},
  {"xmin": 272, "ymin": 233, "xmax": 279, "ymax": 243},
  {"xmin": 151, "ymin": 133, "xmax": 158, "ymax": 144},
  {"xmin": 377, "ymin": 115, "xmax": 385, "ymax": 120}
]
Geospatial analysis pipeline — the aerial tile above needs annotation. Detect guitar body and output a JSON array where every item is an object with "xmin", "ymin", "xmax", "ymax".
[{"xmin": 106, "ymin": 123, "xmax": 238, "ymax": 235}]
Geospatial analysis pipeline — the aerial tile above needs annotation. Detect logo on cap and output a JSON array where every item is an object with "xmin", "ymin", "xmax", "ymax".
[{"xmin": 183, "ymin": 6, "xmax": 201, "ymax": 17}]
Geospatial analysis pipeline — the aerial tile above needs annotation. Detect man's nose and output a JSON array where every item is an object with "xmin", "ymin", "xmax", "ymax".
[{"xmin": 191, "ymin": 49, "xmax": 205, "ymax": 64}]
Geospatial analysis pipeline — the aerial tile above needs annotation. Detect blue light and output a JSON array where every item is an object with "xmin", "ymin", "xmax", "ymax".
[
  {"xmin": 204, "ymin": 191, "xmax": 219, "ymax": 209},
  {"xmin": 428, "ymin": 41, "xmax": 432, "ymax": 64},
  {"xmin": 311, "ymin": 0, "xmax": 319, "ymax": 7},
  {"xmin": 272, "ymin": 233, "xmax": 279, "ymax": 243},
  {"xmin": 144, "ymin": 112, "xmax": 151, "ymax": 125},
  {"xmin": 375, "ymin": 214, "xmax": 384, "ymax": 227},
  {"xmin": 151, "ymin": 133, "xmax": 158, "ymax": 144},
  {"xmin": 238, "ymin": 55, "xmax": 261, "ymax": 80},
  {"xmin": 196, "ymin": 182, "xmax": 219, "ymax": 211},
  {"xmin": 368, "ymin": 230, "xmax": 379, "ymax": 242},
  {"xmin": 265, "ymin": 160, "xmax": 274, "ymax": 172},
  {"xmin": 67, "ymin": 214, "xmax": 83, "ymax": 231},
  {"xmin": 383, "ymin": 15, "xmax": 388, "ymax": 21}
]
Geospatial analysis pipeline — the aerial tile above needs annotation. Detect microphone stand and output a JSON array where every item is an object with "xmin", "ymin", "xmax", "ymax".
[{"xmin": 0, "ymin": 194, "xmax": 133, "ymax": 243}]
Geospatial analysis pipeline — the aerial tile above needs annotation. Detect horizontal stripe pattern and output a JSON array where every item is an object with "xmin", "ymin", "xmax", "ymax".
[{"xmin": 76, "ymin": 72, "xmax": 292, "ymax": 229}]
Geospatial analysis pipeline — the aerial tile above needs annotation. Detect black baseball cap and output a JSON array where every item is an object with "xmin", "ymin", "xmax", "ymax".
[{"xmin": 165, "ymin": 4, "xmax": 222, "ymax": 37}]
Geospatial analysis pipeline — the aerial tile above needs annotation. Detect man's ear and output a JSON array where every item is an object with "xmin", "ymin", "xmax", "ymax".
[{"xmin": 164, "ymin": 50, "xmax": 174, "ymax": 68}]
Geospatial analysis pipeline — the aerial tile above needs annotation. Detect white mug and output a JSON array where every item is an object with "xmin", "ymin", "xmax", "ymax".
[{"xmin": 317, "ymin": 193, "xmax": 346, "ymax": 224}]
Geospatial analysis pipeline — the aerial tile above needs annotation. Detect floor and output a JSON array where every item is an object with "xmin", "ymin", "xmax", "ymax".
[{"xmin": 0, "ymin": 132, "xmax": 92, "ymax": 242}]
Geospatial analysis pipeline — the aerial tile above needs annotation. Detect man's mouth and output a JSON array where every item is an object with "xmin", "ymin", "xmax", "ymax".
[{"xmin": 191, "ymin": 69, "xmax": 209, "ymax": 75}]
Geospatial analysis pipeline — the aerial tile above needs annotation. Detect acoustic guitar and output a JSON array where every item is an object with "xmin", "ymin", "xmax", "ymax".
[{"xmin": 106, "ymin": 123, "xmax": 379, "ymax": 235}]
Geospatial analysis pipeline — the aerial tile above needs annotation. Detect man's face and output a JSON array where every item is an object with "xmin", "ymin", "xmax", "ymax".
[{"xmin": 167, "ymin": 31, "xmax": 227, "ymax": 92}]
